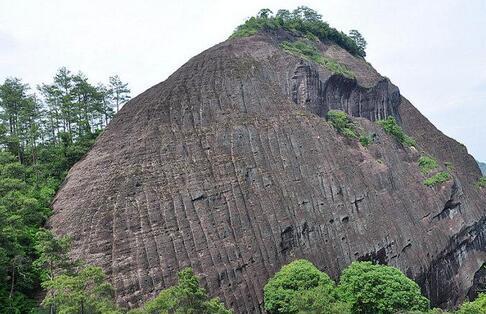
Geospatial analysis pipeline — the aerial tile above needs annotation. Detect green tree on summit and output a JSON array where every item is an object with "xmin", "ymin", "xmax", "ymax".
[{"xmin": 349, "ymin": 30, "xmax": 367, "ymax": 57}]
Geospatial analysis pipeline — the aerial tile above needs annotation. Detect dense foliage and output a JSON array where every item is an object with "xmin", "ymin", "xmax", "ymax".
[
  {"xmin": 338, "ymin": 261, "xmax": 429, "ymax": 314},
  {"xmin": 129, "ymin": 268, "xmax": 231, "ymax": 314},
  {"xmin": 377, "ymin": 116, "xmax": 416, "ymax": 147},
  {"xmin": 264, "ymin": 260, "xmax": 430, "ymax": 314},
  {"xmin": 0, "ymin": 69, "xmax": 130, "ymax": 312},
  {"xmin": 263, "ymin": 259, "xmax": 345, "ymax": 314},
  {"xmin": 456, "ymin": 293, "xmax": 486, "ymax": 314},
  {"xmin": 231, "ymin": 7, "xmax": 367, "ymax": 57},
  {"xmin": 42, "ymin": 265, "xmax": 120, "ymax": 314},
  {"xmin": 280, "ymin": 40, "xmax": 354, "ymax": 78}
]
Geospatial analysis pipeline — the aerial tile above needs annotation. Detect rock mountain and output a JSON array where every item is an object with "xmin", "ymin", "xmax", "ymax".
[{"xmin": 50, "ymin": 29, "xmax": 485, "ymax": 312}]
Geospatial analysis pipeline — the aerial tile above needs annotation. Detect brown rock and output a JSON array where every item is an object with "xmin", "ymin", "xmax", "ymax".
[{"xmin": 50, "ymin": 31, "xmax": 485, "ymax": 312}]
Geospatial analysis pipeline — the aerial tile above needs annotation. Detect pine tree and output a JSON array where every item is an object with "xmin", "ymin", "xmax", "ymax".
[{"xmin": 108, "ymin": 75, "xmax": 131, "ymax": 112}]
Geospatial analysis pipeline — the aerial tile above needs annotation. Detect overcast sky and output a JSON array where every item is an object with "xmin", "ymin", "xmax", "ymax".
[{"xmin": 1, "ymin": 0, "xmax": 485, "ymax": 160}]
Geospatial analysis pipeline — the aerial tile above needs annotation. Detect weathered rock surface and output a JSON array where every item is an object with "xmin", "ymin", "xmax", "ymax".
[{"xmin": 50, "ymin": 31, "xmax": 485, "ymax": 312}]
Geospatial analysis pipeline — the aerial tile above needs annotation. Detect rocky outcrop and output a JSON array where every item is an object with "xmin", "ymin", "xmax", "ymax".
[
  {"xmin": 291, "ymin": 63, "xmax": 400, "ymax": 121},
  {"xmin": 50, "ymin": 31, "xmax": 485, "ymax": 312}
]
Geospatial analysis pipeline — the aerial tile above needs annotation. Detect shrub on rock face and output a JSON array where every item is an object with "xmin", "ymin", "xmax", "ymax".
[
  {"xmin": 359, "ymin": 134, "xmax": 373, "ymax": 147},
  {"xmin": 423, "ymin": 171, "xmax": 450, "ymax": 187},
  {"xmin": 337, "ymin": 261, "xmax": 429, "ymax": 314},
  {"xmin": 326, "ymin": 110, "xmax": 358, "ymax": 139},
  {"xmin": 377, "ymin": 116, "xmax": 416, "ymax": 147},
  {"xmin": 476, "ymin": 177, "xmax": 486, "ymax": 188},
  {"xmin": 456, "ymin": 293, "xmax": 486, "ymax": 314},
  {"xmin": 263, "ymin": 259, "xmax": 342, "ymax": 314},
  {"xmin": 280, "ymin": 40, "xmax": 355, "ymax": 78},
  {"xmin": 418, "ymin": 156, "xmax": 439, "ymax": 175}
]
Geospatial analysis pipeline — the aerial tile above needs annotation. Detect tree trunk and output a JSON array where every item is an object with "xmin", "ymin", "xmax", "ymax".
[{"xmin": 9, "ymin": 262, "xmax": 15, "ymax": 299}]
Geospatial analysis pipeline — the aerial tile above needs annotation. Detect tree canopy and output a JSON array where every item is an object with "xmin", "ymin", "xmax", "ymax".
[
  {"xmin": 0, "ymin": 69, "xmax": 130, "ymax": 312},
  {"xmin": 231, "ymin": 7, "xmax": 367, "ymax": 57},
  {"xmin": 264, "ymin": 260, "xmax": 433, "ymax": 314},
  {"xmin": 42, "ymin": 265, "xmax": 121, "ymax": 314},
  {"xmin": 263, "ymin": 259, "xmax": 346, "ymax": 314},
  {"xmin": 338, "ymin": 261, "xmax": 429, "ymax": 314},
  {"xmin": 129, "ymin": 268, "xmax": 231, "ymax": 314}
]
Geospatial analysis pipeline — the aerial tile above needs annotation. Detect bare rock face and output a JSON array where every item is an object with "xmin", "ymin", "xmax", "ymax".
[{"xmin": 50, "ymin": 31, "xmax": 485, "ymax": 312}]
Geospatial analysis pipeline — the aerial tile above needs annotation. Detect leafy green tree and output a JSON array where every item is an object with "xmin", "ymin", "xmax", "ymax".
[
  {"xmin": 349, "ymin": 30, "xmax": 367, "ymax": 57},
  {"xmin": 258, "ymin": 8, "xmax": 273, "ymax": 19},
  {"xmin": 42, "ymin": 265, "xmax": 120, "ymax": 314},
  {"xmin": 263, "ymin": 259, "xmax": 342, "ymax": 314},
  {"xmin": 131, "ymin": 267, "xmax": 231, "ymax": 314},
  {"xmin": 33, "ymin": 229, "xmax": 75, "ymax": 281},
  {"xmin": 337, "ymin": 261, "xmax": 429, "ymax": 314},
  {"xmin": 293, "ymin": 6, "xmax": 322, "ymax": 22},
  {"xmin": 108, "ymin": 75, "xmax": 131, "ymax": 112},
  {"xmin": 95, "ymin": 83, "xmax": 115, "ymax": 127},
  {"xmin": 0, "ymin": 78, "xmax": 41, "ymax": 163},
  {"xmin": 456, "ymin": 293, "xmax": 486, "ymax": 314}
]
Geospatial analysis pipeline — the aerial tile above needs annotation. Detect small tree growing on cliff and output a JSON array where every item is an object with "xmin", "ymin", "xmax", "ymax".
[
  {"xmin": 108, "ymin": 75, "xmax": 131, "ymax": 113},
  {"xmin": 349, "ymin": 30, "xmax": 367, "ymax": 57}
]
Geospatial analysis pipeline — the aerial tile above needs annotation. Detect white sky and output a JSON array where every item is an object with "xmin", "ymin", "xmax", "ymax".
[{"xmin": 1, "ymin": 0, "xmax": 485, "ymax": 160}]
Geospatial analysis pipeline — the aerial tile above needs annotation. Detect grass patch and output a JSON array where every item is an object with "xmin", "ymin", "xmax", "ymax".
[
  {"xmin": 281, "ymin": 40, "xmax": 355, "ymax": 78},
  {"xmin": 477, "ymin": 177, "xmax": 486, "ymax": 188},
  {"xmin": 418, "ymin": 156, "xmax": 438, "ymax": 175},
  {"xmin": 423, "ymin": 172, "xmax": 450, "ymax": 187},
  {"xmin": 377, "ymin": 117, "xmax": 416, "ymax": 147}
]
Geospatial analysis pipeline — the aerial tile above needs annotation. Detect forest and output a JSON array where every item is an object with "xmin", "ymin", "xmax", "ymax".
[{"xmin": 0, "ymin": 69, "xmax": 129, "ymax": 312}]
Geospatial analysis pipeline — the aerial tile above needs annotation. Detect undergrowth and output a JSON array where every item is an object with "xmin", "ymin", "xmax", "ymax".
[
  {"xmin": 477, "ymin": 177, "xmax": 486, "ymax": 188},
  {"xmin": 377, "ymin": 117, "xmax": 416, "ymax": 147},
  {"xmin": 423, "ymin": 172, "xmax": 450, "ymax": 187},
  {"xmin": 359, "ymin": 134, "xmax": 372, "ymax": 147},
  {"xmin": 281, "ymin": 40, "xmax": 354, "ymax": 78},
  {"xmin": 418, "ymin": 156, "xmax": 438, "ymax": 175},
  {"xmin": 326, "ymin": 110, "xmax": 375, "ymax": 148},
  {"xmin": 326, "ymin": 110, "xmax": 358, "ymax": 138}
]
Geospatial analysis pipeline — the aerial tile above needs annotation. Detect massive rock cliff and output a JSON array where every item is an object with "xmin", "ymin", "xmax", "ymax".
[{"xmin": 50, "ymin": 30, "xmax": 485, "ymax": 312}]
